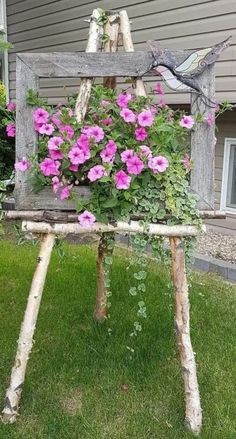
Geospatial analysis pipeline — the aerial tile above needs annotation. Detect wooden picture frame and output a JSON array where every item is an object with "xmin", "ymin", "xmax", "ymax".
[{"xmin": 14, "ymin": 51, "xmax": 215, "ymax": 210}]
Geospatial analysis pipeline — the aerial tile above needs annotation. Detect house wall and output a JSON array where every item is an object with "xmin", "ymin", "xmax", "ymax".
[{"xmin": 6, "ymin": 0, "xmax": 236, "ymax": 104}]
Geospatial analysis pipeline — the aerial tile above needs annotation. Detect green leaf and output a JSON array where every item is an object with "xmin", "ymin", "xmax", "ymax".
[
  {"xmin": 103, "ymin": 198, "xmax": 118, "ymax": 208},
  {"xmin": 124, "ymin": 191, "xmax": 131, "ymax": 200},
  {"xmin": 129, "ymin": 287, "xmax": 137, "ymax": 296},
  {"xmin": 134, "ymin": 271, "xmax": 147, "ymax": 280},
  {"xmin": 95, "ymin": 212, "xmax": 109, "ymax": 224}
]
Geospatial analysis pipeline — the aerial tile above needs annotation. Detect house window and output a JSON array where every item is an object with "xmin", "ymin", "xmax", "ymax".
[{"xmin": 221, "ymin": 138, "xmax": 236, "ymax": 213}]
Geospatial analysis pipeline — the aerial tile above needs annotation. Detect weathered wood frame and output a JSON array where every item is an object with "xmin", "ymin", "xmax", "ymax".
[{"xmin": 14, "ymin": 51, "xmax": 215, "ymax": 210}]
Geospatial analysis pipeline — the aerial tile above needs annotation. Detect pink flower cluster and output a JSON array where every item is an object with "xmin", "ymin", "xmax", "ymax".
[
  {"xmin": 14, "ymin": 82, "xmax": 198, "ymax": 227},
  {"xmin": 6, "ymin": 123, "xmax": 16, "ymax": 137},
  {"xmin": 100, "ymin": 140, "xmax": 117, "ymax": 163}
]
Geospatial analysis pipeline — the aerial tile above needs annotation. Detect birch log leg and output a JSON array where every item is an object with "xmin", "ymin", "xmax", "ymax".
[
  {"xmin": 75, "ymin": 8, "xmax": 103, "ymax": 123},
  {"xmin": 119, "ymin": 10, "xmax": 147, "ymax": 97},
  {"xmin": 94, "ymin": 14, "xmax": 119, "ymax": 322},
  {"xmin": 1, "ymin": 233, "xmax": 55, "ymax": 424},
  {"xmin": 169, "ymin": 236, "xmax": 202, "ymax": 435},
  {"xmin": 94, "ymin": 234, "xmax": 114, "ymax": 322}
]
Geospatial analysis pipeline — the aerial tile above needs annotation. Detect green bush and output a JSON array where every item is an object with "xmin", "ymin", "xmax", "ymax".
[{"xmin": 0, "ymin": 83, "xmax": 15, "ymax": 180}]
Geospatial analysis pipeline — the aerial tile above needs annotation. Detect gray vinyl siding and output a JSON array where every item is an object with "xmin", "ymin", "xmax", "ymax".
[{"xmin": 6, "ymin": 0, "xmax": 236, "ymax": 104}]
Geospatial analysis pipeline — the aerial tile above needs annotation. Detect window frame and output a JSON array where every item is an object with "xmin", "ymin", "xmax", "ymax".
[{"xmin": 220, "ymin": 138, "xmax": 236, "ymax": 214}]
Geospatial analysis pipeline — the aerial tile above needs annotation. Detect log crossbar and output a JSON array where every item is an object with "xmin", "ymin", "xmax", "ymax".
[{"xmin": 22, "ymin": 220, "xmax": 204, "ymax": 237}]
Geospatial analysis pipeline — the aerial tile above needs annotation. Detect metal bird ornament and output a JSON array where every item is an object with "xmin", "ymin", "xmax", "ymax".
[{"xmin": 147, "ymin": 37, "xmax": 231, "ymax": 106}]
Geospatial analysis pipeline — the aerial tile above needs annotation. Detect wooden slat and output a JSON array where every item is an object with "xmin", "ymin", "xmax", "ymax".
[
  {"xmin": 17, "ymin": 51, "xmax": 198, "ymax": 78},
  {"xmin": 16, "ymin": 186, "xmax": 91, "ymax": 210},
  {"xmin": 14, "ymin": 56, "xmax": 39, "ymax": 209},
  {"xmin": 191, "ymin": 65, "xmax": 215, "ymax": 209}
]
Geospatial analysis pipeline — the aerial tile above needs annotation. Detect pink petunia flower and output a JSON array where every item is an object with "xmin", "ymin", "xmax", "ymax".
[
  {"xmin": 120, "ymin": 149, "xmax": 134, "ymax": 163},
  {"xmin": 100, "ymin": 140, "xmax": 117, "ymax": 163},
  {"xmin": 150, "ymin": 105, "xmax": 158, "ymax": 115},
  {"xmin": 100, "ymin": 150, "xmax": 114, "ymax": 164},
  {"xmin": 205, "ymin": 111, "xmax": 215, "ymax": 127},
  {"xmin": 51, "ymin": 115, "xmax": 62, "ymax": 127},
  {"xmin": 114, "ymin": 170, "xmax": 131, "ymax": 190},
  {"xmin": 60, "ymin": 185, "xmax": 72, "ymax": 200},
  {"xmin": 86, "ymin": 126, "xmax": 105, "ymax": 143},
  {"xmin": 48, "ymin": 136, "xmax": 64, "ymax": 151},
  {"xmin": 101, "ymin": 117, "xmax": 113, "ymax": 126},
  {"xmin": 137, "ymin": 109, "xmax": 154, "ymax": 127},
  {"xmin": 135, "ymin": 127, "xmax": 148, "ymax": 142},
  {"xmin": 33, "ymin": 108, "xmax": 49, "ymax": 124},
  {"xmin": 148, "ymin": 156, "xmax": 169, "ymax": 173},
  {"xmin": 14, "ymin": 157, "xmax": 30, "ymax": 172},
  {"xmin": 76, "ymin": 134, "xmax": 90, "ymax": 149},
  {"xmin": 87, "ymin": 165, "xmax": 106, "ymax": 182},
  {"xmin": 69, "ymin": 164, "xmax": 79, "ymax": 172},
  {"xmin": 179, "ymin": 115, "xmax": 195, "ymax": 129},
  {"xmin": 34, "ymin": 122, "xmax": 43, "ymax": 133},
  {"xmin": 182, "ymin": 154, "xmax": 192, "ymax": 172},
  {"xmin": 139, "ymin": 145, "xmax": 152, "ymax": 159},
  {"xmin": 126, "ymin": 155, "xmax": 144, "ymax": 175},
  {"xmin": 154, "ymin": 83, "xmax": 164, "ymax": 95},
  {"xmin": 6, "ymin": 101, "xmax": 16, "ymax": 111},
  {"xmin": 38, "ymin": 123, "xmax": 54, "ymax": 136},
  {"xmin": 158, "ymin": 97, "xmax": 166, "ymax": 108},
  {"xmin": 68, "ymin": 146, "xmax": 90, "ymax": 165},
  {"xmin": 49, "ymin": 149, "xmax": 63, "ymax": 160},
  {"xmin": 106, "ymin": 139, "xmax": 117, "ymax": 152},
  {"xmin": 78, "ymin": 210, "xmax": 96, "ymax": 228},
  {"xmin": 101, "ymin": 100, "xmax": 110, "ymax": 107},
  {"xmin": 6, "ymin": 123, "xmax": 16, "ymax": 137},
  {"xmin": 120, "ymin": 108, "xmax": 136, "ymax": 123},
  {"xmin": 116, "ymin": 93, "xmax": 132, "ymax": 108},
  {"xmin": 60, "ymin": 124, "xmax": 74, "ymax": 140},
  {"xmin": 39, "ymin": 158, "xmax": 60, "ymax": 176},
  {"xmin": 52, "ymin": 176, "xmax": 62, "ymax": 193}
]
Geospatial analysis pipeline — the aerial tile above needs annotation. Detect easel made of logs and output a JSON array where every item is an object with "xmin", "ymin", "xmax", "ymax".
[{"xmin": 1, "ymin": 9, "xmax": 229, "ymax": 435}]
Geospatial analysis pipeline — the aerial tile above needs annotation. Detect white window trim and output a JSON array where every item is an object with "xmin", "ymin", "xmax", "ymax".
[
  {"xmin": 220, "ymin": 138, "xmax": 236, "ymax": 214},
  {"xmin": 0, "ymin": 0, "xmax": 9, "ymax": 101}
]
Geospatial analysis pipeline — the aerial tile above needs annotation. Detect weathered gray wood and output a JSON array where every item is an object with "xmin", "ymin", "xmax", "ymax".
[
  {"xmin": 14, "ymin": 55, "xmax": 39, "ymax": 210},
  {"xmin": 16, "ymin": 186, "xmax": 91, "ymax": 210},
  {"xmin": 17, "ymin": 51, "xmax": 194, "ymax": 78},
  {"xmin": 191, "ymin": 65, "xmax": 215, "ymax": 210},
  {"xmin": 3, "ymin": 209, "xmax": 226, "ymax": 222}
]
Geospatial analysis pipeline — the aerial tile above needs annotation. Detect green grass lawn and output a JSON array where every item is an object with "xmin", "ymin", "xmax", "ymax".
[{"xmin": 0, "ymin": 238, "xmax": 236, "ymax": 439}]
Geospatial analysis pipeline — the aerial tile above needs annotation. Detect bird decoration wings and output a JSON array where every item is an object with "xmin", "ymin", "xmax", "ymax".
[
  {"xmin": 153, "ymin": 65, "xmax": 191, "ymax": 92},
  {"xmin": 147, "ymin": 37, "xmax": 231, "ymax": 101}
]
